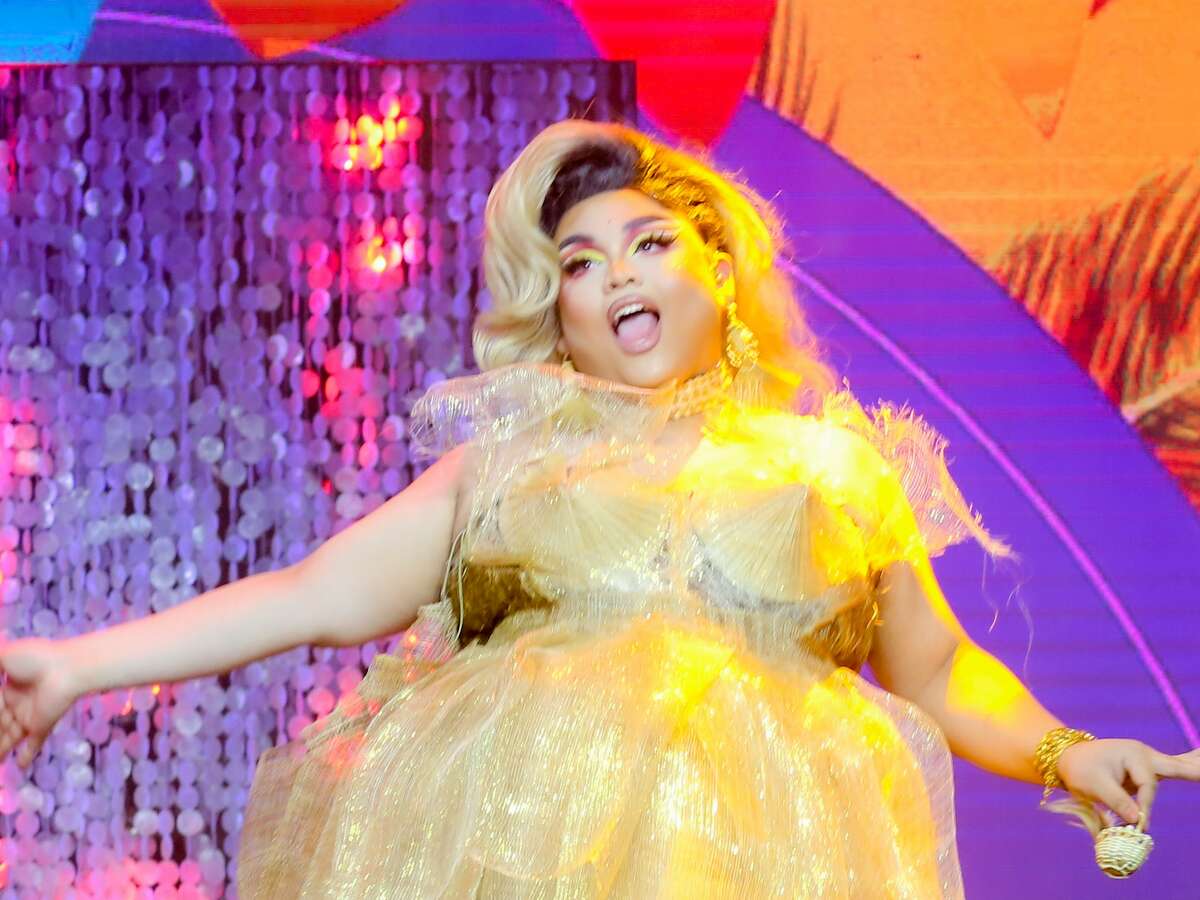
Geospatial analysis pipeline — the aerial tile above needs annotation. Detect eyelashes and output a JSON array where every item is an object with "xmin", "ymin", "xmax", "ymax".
[
  {"xmin": 562, "ymin": 251, "xmax": 603, "ymax": 277},
  {"xmin": 560, "ymin": 230, "xmax": 679, "ymax": 277},
  {"xmin": 632, "ymin": 230, "xmax": 677, "ymax": 253}
]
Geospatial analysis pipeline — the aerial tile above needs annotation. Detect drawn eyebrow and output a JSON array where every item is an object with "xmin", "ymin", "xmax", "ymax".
[{"xmin": 556, "ymin": 215, "xmax": 671, "ymax": 252}]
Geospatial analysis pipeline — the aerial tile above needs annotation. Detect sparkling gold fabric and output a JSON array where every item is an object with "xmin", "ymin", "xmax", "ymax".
[{"xmin": 238, "ymin": 363, "xmax": 1008, "ymax": 898}]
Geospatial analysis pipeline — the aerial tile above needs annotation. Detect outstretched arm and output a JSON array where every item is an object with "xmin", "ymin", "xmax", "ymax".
[
  {"xmin": 867, "ymin": 555, "xmax": 1200, "ymax": 824},
  {"xmin": 0, "ymin": 443, "xmax": 471, "ymax": 767}
]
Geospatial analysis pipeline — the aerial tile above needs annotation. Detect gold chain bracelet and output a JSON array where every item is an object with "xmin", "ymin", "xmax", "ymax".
[{"xmin": 1034, "ymin": 726, "xmax": 1096, "ymax": 802}]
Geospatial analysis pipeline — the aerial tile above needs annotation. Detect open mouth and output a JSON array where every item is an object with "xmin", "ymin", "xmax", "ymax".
[{"xmin": 609, "ymin": 298, "xmax": 662, "ymax": 354}]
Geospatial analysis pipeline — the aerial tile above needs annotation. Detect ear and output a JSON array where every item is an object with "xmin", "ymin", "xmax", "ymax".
[{"xmin": 712, "ymin": 251, "xmax": 734, "ymax": 293}]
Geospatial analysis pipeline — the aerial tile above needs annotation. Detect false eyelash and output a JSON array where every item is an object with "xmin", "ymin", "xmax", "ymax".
[
  {"xmin": 633, "ymin": 230, "xmax": 677, "ymax": 252},
  {"xmin": 562, "ymin": 255, "xmax": 596, "ymax": 276}
]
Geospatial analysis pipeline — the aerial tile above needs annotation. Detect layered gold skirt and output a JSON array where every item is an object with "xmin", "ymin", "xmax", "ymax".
[{"xmin": 237, "ymin": 608, "xmax": 962, "ymax": 898}]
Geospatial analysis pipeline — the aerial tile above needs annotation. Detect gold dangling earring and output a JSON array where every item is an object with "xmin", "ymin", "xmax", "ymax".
[
  {"xmin": 721, "ymin": 282, "xmax": 759, "ymax": 370},
  {"xmin": 560, "ymin": 351, "xmax": 575, "ymax": 372}
]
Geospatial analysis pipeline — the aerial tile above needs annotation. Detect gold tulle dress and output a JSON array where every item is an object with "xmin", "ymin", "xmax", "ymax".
[{"xmin": 237, "ymin": 363, "xmax": 1008, "ymax": 898}]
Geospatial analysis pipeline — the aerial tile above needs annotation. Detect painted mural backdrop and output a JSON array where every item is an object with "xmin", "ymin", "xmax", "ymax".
[
  {"xmin": 749, "ymin": 0, "xmax": 1200, "ymax": 513},
  {"xmin": 0, "ymin": 2, "xmax": 1197, "ymax": 898}
]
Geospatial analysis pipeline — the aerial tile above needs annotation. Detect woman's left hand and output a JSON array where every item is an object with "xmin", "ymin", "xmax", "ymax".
[{"xmin": 1056, "ymin": 738, "xmax": 1200, "ymax": 826}]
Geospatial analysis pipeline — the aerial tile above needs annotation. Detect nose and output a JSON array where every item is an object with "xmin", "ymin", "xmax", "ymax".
[{"xmin": 606, "ymin": 255, "xmax": 638, "ymax": 291}]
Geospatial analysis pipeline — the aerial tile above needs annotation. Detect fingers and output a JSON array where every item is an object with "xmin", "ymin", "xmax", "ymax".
[
  {"xmin": 0, "ymin": 700, "xmax": 41, "ymax": 769},
  {"xmin": 1126, "ymin": 755, "xmax": 1157, "ymax": 830},
  {"xmin": 0, "ymin": 695, "xmax": 28, "ymax": 762},
  {"xmin": 1150, "ymin": 747, "xmax": 1200, "ymax": 781},
  {"xmin": 15, "ymin": 734, "xmax": 43, "ymax": 769},
  {"xmin": 1085, "ymin": 766, "xmax": 1141, "ymax": 825}
]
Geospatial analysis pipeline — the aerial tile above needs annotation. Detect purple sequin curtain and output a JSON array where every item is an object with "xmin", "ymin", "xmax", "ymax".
[{"xmin": 0, "ymin": 62, "xmax": 633, "ymax": 897}]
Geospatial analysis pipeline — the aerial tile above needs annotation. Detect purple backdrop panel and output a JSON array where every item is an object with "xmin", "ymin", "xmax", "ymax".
[{"xmin": 714, "ymin": 98, "xmax": 1200, "ymax": 900}]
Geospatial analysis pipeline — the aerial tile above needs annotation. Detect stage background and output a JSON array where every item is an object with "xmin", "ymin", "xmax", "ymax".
[{"xmin": 0, "ymin": 2, "xmax": 1196, "ymax": 897}]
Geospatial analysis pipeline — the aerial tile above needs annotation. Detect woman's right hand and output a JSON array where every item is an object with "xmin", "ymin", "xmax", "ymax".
[{"xmin": 0, "ymin": 637, "xmax": 81, "ymax": 769}]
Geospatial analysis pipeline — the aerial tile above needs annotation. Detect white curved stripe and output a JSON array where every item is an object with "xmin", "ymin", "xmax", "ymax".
[{"xmin": 785, "ymin": 259, "xmax": 1199, "ymax": 746}]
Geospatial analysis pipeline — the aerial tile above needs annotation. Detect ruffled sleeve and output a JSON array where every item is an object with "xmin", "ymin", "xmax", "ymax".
[
  {"xmin": 408, "ymin": 362, "xmax": 674, "ymax": 460},
  {"xmin": 819, "ymin": 391, "xmax": 1013, "ymax": 567},
  {"xmin": 409, "ymin": 363, "xmax": 573, "ymax": 458}
]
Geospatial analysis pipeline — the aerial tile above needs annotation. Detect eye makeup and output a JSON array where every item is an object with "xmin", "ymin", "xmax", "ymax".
[{"xmin": 560, "ymin": 229, "xmax": 679, "ymax": 277}]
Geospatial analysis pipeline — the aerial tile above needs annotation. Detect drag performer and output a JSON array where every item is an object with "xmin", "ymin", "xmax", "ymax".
[{"xmin": 2, "ymin": 120, "xmax": 1197, "ymax": 897}]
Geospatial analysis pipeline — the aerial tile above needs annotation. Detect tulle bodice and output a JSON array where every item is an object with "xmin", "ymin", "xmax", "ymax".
[{"xmin": 411, "ymin": 362, "xmax": 1008, "ymax": 665}]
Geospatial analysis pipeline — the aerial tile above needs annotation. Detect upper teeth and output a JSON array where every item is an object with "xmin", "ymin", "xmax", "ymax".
[{"xmin": 613, "ymin": 303, "xmax": 646, "ymax": 324}]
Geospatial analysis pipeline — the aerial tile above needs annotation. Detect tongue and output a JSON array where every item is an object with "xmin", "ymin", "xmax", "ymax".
[{"xmin": 614, "ymin": 311, "xmax": 660, "ymax": 352}]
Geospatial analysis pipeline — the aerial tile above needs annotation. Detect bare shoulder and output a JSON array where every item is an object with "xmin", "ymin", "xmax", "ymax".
[
  {"xmin": 293, "ymin": 441, "xmax": 481, "ymax": 645},
  {"xmin": 431, "ymin": 442, "xmax": 480, "ymax": 533},
  {"xmin": 379, "ymin": 440, "xmax": 484, "ymax": 535},
  {"xmin": 405, "ymin": 441, "xmax": 475, "ymax": 499}
]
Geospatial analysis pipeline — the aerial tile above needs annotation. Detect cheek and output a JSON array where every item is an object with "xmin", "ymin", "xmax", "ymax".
[
  {"xmin": 680, "ymin": 297, "xmax": 722, "ymax": 340},
  {"xmin": 556, "ymin": 287, "xmax": 586, "ymax": 329},
  {"xmin": 659, "ymin": 263, "xmax": 721, "ymax": 331},
  {"xmin": 556, "ymin": 285, "xmax": 605, "ymax": 341},
  {"xmin": 660, "ymin": 249, "xmax": 718, "ymax": 300}
]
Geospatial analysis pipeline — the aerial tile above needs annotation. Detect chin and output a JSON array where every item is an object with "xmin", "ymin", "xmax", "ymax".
[{"xmin": 615, "ymin": 352, "xmax": 706, "ymax": 390}]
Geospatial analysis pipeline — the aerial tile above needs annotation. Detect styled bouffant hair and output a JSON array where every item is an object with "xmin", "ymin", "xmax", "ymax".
[
  {"xmin": 537, "ymin": 141, "xmax": 641, "ymax": 237},
  {"xmin": 475, "ymin": 119, "xmax": 836, "ymax": 407}
]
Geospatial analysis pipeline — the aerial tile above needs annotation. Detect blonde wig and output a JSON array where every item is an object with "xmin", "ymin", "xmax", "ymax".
[{"xmin": 475, "ymin": 119, "xmax": 837, "ymax": 409}]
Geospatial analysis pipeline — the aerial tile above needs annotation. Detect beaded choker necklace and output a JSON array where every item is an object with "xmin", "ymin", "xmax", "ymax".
[{"xmin": 667, "ymin": 361, "xmax": 732, "ymax": 420}]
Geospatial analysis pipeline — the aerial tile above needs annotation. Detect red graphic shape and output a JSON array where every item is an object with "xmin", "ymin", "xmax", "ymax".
[
  {"xmin": 565, "ymin": 0, "xmax": 777, "ymax": 146},
  {"xmin": 209, "ymin": 0, "xmax": 404, "ymax": 58}
]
